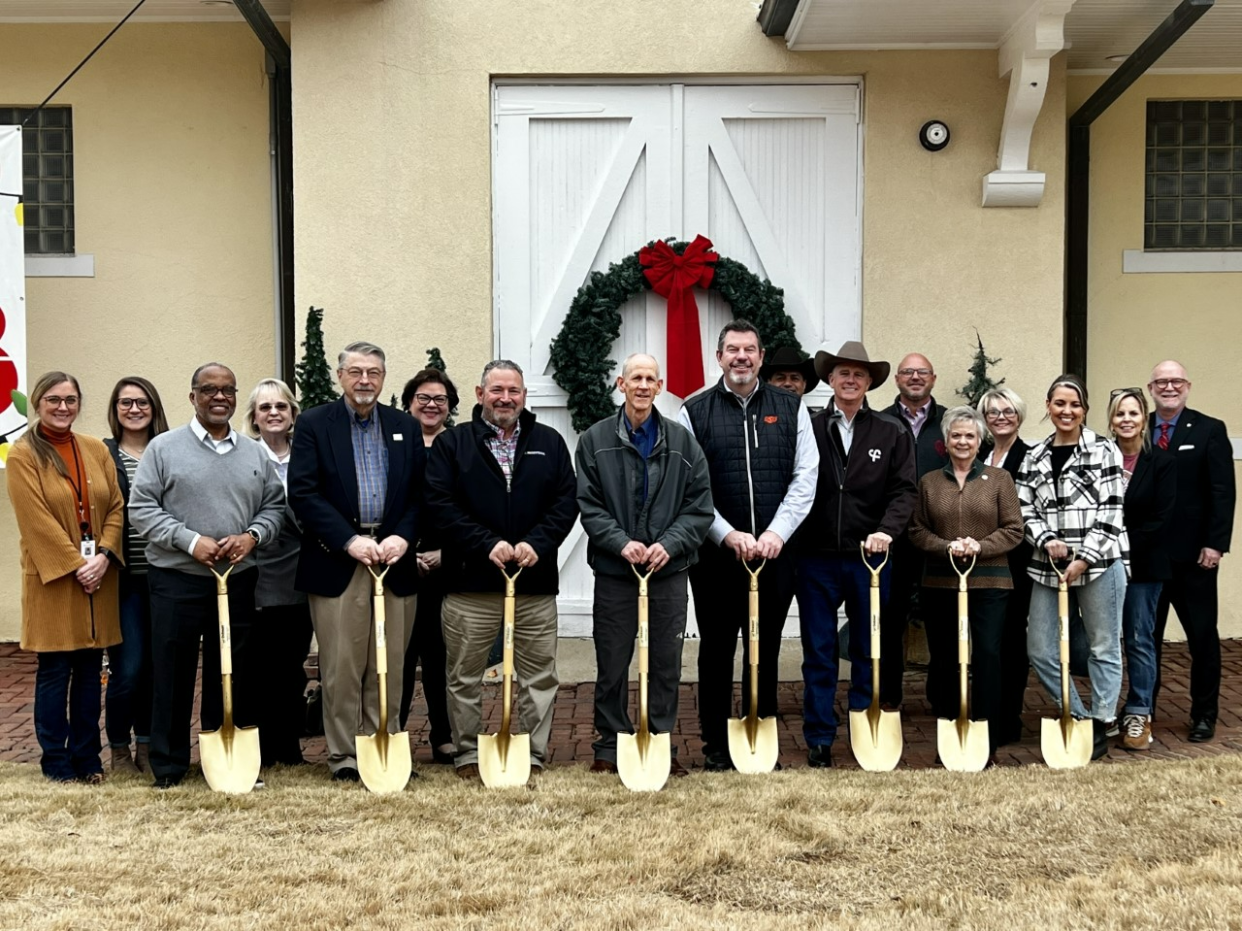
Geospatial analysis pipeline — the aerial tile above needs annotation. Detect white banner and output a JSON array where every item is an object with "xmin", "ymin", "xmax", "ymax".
[{"xmin": 0, "ymin": 125, "xmax": 27, "ymax": 466}]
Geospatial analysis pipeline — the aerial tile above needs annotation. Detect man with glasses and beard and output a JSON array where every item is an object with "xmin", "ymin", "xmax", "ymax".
[{"xmin": 129, "ymin": 363, "xmax": 285, "ymax": 789}]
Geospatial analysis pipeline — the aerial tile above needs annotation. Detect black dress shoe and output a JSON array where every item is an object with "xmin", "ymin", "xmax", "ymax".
[
  {"xmin": 1189, "ymin": 718, "xmax": 1216, "ymax": 743},
  {"xmin": 1092, "ymin": 719, "xmax": 1111, "ymax": 761},
  {"xmin": 431, "ymin": 747, "xmax": 456, "ymax": 765},
  {"xmin": 152, "ymin": 775, "xmax": 182, "ymax": 790},
  {"xmin": 703, "ymin": 750, "xmax": 735, "ymax": 772},
  {"xmin": 807, "ymin": 745, "xmax": 833, "ymax": 768},
  {"xmin": 331, "ymin": 767, "xmax": 361, "ymax": 782}
]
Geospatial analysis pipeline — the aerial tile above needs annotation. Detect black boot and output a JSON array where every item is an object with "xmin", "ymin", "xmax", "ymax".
[{"xmin": 1092, "ymin": 718, "xmax": 1113, "ymax": 761}]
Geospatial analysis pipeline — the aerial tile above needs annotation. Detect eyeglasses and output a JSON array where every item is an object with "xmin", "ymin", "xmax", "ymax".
[
  {"xmin": 897, "ymin": 368, "xmax": 933, "ymax": 378},
  {"xmin": 257, "ymin": 401, "xmax": 291, "ymax": 413},
  {"xmin": 343, "ymin": 368, "xmax": 385, "ymax": 380},
  {"xmin": 1150, "ymin": 378, "xmax": 1188, "ymax": 390},
  {"xmin": 193, "ymin": 385, "xmax": 238, "ymax": 398},
  {"xmin": 414, "ymin": 393, "xmax": 449, "ymax": 407},
  {"xmin": 1109, "ymin": 387, "xmax": 1143, "ymax": 399},
  {"xmin": 43, "ymin": 396, "xmax": 80, "ymax": 409},
  {"xmin": 116, "ymin": 398, "xmax": 151, "ymax": 411},
  {"xmin": 985, "ymin": 408, "xmax": 1017, "ymax": 420}
]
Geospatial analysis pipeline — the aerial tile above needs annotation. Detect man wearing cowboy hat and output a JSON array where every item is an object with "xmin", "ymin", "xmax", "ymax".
[
  {"xmin": 795, "ymin": 341, "xmax": 917, "ymax": 767},
  {"xmin": 677, "ymin": 320, "xmax": 819, "ymax": 772},
  {"xmin": 760, "ymin": 347, "xmax": 820, "ymax": 399}
]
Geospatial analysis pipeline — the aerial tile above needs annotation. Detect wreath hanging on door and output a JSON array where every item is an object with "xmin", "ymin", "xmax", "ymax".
[{"xmin": 549, "ymin": 236, "xmax": 802, "ymax": 433}]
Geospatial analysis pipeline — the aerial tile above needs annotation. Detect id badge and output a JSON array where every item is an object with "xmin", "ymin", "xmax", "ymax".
[{"xmin": 80, "ymin": 538, "xmax": 96, "ymax": 559}]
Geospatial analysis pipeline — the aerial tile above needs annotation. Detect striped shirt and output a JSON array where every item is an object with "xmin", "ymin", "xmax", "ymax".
[
  {"xmin": 118, "ymin": 449, "xmax": 149, "ymax": 573},
  {"xmin": 483, "ymin": 418, "xmax": 522, "ymax": 491},
  {"xmin": 349, "ymin": 406, "xmax": 388, "ymax": 525}
]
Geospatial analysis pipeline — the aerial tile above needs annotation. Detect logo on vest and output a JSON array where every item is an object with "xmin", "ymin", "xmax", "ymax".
[
  {"xmin": 764, "ymin": 415, "xmax": 778, "ymax": 424},
  {"xmin": 868, "ymin": 448, "xmax": 882, "ymax": 463}
]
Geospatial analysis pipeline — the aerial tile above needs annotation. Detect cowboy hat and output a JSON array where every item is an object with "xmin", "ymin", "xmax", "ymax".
[
  {"xmin": 813, "ymin": 341, "xmax": 891, "ymax": 391},
  {"xmin": 759, "ymin": 346, "xmax": 819, "ymax": 393}
]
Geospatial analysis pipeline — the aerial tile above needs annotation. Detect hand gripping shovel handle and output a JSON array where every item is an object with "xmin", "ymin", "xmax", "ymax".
[
  {"xmin": 860, "ymin": 543, "xmax": 890, "ymax": 711},
  {"xmin": 210, "ymin": 564, "xmax": 235, "ymax": 729}
]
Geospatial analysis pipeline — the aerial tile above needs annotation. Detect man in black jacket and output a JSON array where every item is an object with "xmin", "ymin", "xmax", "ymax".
[
  {"xmin": 797, "ymin": 342, "xmax": 916, "ymax": 767},
  {"xmin": 425, "ymin": 360, "xmax": 578, "ymax": 780},
  {"xmin": 287, "ymin": 342, "xmax": 424, "ymax": 783},
  {"xmin": 576, "ymin": 354, "xmax": 713, "ymax": 777},
  {"xmin": 881, "ymin": 352, "xmax": 948, "ymax": 708},
  {"xmin": 1147, "ymin": 360, "xmax": 1235, "ymax": 743},
  {"xmin": 678, "ymin": 320, "xmax": 818, "ymax": 771}
]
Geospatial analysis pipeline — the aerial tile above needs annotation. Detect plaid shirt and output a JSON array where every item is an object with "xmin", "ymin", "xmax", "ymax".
[
  {"xmin": 349, "ymin": 406, "xmax": 388, "ymax": 525},
  {"xmin": 484, "ymin": 418, "xmax": 522, "ymax": 490},
  {"xmin": 1016, "ymin": 427, "xmax": 1129, "ymax": 587}
]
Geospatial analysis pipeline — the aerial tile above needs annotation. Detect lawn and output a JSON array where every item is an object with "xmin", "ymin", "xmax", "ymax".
[{"xmin": 1, "ymin": 757, "xmax": 1240, "ymax": 930}]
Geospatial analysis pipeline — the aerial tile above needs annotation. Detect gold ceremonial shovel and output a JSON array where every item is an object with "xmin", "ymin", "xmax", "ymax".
[
  {"xmin": 617, "ymin": 566, "xmax": 672, "ymax": 792},
  {"xmin": 727, "ymin": 559, "xmax": 779, "ymax": 774},
  {"xmin": 199, "ymin": 564, "xmax": 261, "ymax": 794},
  {"xmin": 937, "ymin": 549, "xmax": 989, "ymax": 772},
  {"xmin": 478, "ymin": 565, "xmax": 532, "ymax": 788},
  {"xmin": 356, "ymin": 564, "xmax": 413, "ymax": 794},
  {"xmin": 1040, "ymin": 554, "xmax": 1093, "ymax": 769},
  {"xmin": 850, "ymin": 543, "xmax": 903, "ymax": 772}
]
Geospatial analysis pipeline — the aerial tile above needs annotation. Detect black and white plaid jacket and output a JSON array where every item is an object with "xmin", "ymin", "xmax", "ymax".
[{"xmin": 1016, "ymin": 427, "xmax": 1130, "ymax": 588}]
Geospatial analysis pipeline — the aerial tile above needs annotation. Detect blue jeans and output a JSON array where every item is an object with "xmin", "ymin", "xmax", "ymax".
[
  {"xmin": 1122, "ymin": 580, "xmax": 1162, "ymax": 716},
  {"xmin": 1027, "ymin": 560, "xmax": 1125, "ymax": 722},
  {"xmin": 34, "ymin": 649, "xmax": 104, "ymax": 781},
  {"xmin": 105, "ymin": 572, "xmax": 152, "ymax": 747},
  {"xmin": 796, "ymin": 554, "xmax": 890, "ymax": 747}
]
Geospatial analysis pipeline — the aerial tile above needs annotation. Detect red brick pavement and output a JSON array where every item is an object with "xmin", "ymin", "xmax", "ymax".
[{"xmin": 0, "ymin": 640, "xmax": 1237, "ymax": 772}]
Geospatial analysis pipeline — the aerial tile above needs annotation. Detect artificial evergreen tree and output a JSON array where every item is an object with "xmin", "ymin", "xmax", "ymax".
[
  {"xmin": 957, "ymin": 330, "xmax": 1005, "ymax": 408},
  {"xmin": 425, "ymin": 347, "xmax": 447, "ymax": 373},
  {"xmin": 296, "ymin": 306, "xmax": 338, "ymax": 409}
]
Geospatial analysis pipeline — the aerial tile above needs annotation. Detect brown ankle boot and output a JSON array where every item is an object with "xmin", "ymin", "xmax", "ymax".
[
  {"xmin": 111, "ymin": 745, "xmax": 140, "ymax": 775},
  {"xmin": 134, "ymin": 743, "xmax": 151, "ymax": 772}
]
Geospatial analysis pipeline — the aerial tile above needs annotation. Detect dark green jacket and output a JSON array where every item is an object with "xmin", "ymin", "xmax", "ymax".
[{"xmin": 575, "ymin": 407, "xmax": 714, "ymax": 579}]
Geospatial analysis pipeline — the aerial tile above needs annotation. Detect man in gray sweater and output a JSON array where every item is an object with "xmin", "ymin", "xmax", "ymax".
[{"xmin": 129, "ymin": 363, "xmax": 285, "ymax": 788}]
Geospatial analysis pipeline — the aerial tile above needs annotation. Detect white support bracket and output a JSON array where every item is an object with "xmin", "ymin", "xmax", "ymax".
[{"xmin": 982, "ymin": 0, "xmax": 1076, "ymax": 207}]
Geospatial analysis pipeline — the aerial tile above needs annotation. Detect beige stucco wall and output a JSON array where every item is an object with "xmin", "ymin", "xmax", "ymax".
[
  {"xmin": 0, "ymin": 24, "xmax": 276, "ymax": 640},
  {"xmin": 1069, "ymin": 73, "xmax": 1242, "ymax": 637}
]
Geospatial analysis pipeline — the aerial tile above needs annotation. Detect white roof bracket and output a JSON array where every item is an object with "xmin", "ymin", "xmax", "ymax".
[{"xmin": 983, "ymin": 0, "xmax": 1077, "ymax": 207}]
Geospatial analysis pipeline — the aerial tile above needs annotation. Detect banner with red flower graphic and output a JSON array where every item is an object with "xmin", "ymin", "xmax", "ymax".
[{"xmin": 0, "ymin": 126, "xmax": 28, "ymax": 466}]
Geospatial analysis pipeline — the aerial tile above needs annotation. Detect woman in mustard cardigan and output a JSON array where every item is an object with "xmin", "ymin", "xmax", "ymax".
[{"xmin": 6, "ymin": 371, "xmax": 124, "ymax": 783}]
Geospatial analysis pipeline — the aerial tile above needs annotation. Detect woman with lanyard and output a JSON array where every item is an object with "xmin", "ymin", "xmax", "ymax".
[
  {"xmin": 1016, "ymin": 374, "xmax": 1128, "ymax": 761},
  {"xmin": 6, "ymin": 372, "xmax": 125, "ymax": 783},
  {"xmin": 102, "ymin": 375, "xmax": 169, "ymax": 774}
]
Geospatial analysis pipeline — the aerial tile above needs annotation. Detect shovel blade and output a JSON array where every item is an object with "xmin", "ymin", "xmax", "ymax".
[
  {"xmin": 477, "ymin": 732, "xmax": 531, "ymax": 788},
  {"xmin": 726, "ymin": 716, "xmax": 779, "ymax": 774},
  {"xmin": 617, "ymin": 732, "xmax": 671, "ymax": 792},
  {"xmin": 199, "ymin": 725, "xmax": 261, "ymax": 794},
  {"xmin": 848, "ymin": 708, "xmax": 903, "ymax": 772},
  {"xmin": 356, "ymin": 730, "xmax": 413, "ymax": 794},
  {"xmin": 937, "ymin": 718, "xmax": 990, "ymax": 772},
  {"xmin": 1040, "ymin": 717, "xmax": 1093, "ymax": 769}
]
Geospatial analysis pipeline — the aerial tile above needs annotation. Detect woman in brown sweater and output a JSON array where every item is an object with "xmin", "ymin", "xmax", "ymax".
[
  {"xmin": 5, "ymin": 372, "xmax": 125, "ymax": 783},
  {"xmin": 909, "ymin": 405, "xmax": 1023, "ymax": 760}
]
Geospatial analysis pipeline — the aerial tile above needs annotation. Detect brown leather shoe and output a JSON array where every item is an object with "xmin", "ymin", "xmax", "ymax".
[
  {"xmin": 669, "ymin": 757, "xmax": 689, "ymax": 778},
  {"xmin": 589, "ymin": 759, "xmax": 618, "ymax": 774},
  {"xmin": 456, "ymin": 763, "xmax": 481, "ymax": 781},
  {"xmin": 110, "ymin": 745, "xmax": 139, "ymax": 775},
  {"xmin": 134, "ymin": 743, "xmax": 150, "ymax": 773}
]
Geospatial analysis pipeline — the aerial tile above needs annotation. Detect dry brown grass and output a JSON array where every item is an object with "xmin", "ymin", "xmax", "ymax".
[{"xmin": 1, "ymin": 756, "xmax": 1241, "ymax": 930}]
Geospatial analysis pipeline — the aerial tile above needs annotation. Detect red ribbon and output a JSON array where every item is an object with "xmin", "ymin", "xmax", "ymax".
[{"xmin": 639, "ymin": 235, "xmax": 718, "ymax": 399}]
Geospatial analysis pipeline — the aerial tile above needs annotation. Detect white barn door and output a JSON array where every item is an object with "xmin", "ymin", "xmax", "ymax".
[{"xmin": 492, "ymin": 82, "xmax": 861, "ymax": 635}]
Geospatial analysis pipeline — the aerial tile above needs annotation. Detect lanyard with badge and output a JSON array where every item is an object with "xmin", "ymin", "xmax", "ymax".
[{"xmin": 64, "ymin": 438, "xmax": 94, "ymax": 558}]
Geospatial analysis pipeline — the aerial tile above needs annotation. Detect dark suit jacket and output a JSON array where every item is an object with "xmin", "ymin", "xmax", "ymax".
[
  {"xmin": 884, "ymin": 396, "xmax": 948, "ymax": 479},
  {"xmin": 1123, "ymin": 446, "xmax": 1176, "ymax": 583},
  {"xmin": 1149, "ymin": 407, "xmax": 1235, "ymax": 563},
  {"xmin": 978, "ymin": 435, "xmax": 1033, "ymax": 578},
  {"xmin": 288, "ymin": 398, "xmax": 424, "ymax": 597}
]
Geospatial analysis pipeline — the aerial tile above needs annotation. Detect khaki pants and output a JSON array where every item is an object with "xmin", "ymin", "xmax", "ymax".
[
  {"xmin": 442, "ymin": 592, "xmax": 558, "ymax": 767},
  {"xmin": 309, "ymin": 563, "xmax": 414, "ymax": 772}
]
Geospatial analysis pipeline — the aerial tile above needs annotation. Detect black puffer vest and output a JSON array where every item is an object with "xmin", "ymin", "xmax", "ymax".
[{"xmin": 684, "ymin": 378, "xmax": 799, "ymax": 536}]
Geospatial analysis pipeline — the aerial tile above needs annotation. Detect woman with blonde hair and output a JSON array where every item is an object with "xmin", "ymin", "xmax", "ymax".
[
  {"xmin": 5, "ymin": 372, "xmax": 125, "ymax": 783},
  {"xmin": 244, "ymin": 377, "xmax": 312, "ymax": 766}
]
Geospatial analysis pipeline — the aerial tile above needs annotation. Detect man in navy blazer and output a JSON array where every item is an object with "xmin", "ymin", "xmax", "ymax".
[
  {"xmin": 288, "ymin": 341, "xmax": 424, "ymax": 781},
  {"xmin": 1147, "ymin": 360, "xmax": 1235, "ymax": 743}
]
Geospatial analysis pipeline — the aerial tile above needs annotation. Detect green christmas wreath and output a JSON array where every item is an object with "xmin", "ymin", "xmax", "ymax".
[{"xmin": 549, "ymin": 239, "xmax": 802, "ymax": 433}]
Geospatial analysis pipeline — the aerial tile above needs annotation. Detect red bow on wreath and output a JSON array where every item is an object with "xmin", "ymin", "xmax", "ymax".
[{"xmin": 639, "ymin": 235, "xmax": 718, "ymax": 399}]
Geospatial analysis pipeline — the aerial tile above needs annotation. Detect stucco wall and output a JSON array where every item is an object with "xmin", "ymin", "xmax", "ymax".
[
  {"xmin": 1069, "ymin": 72, "xmax": 1242, "ymax": 637},
  {"xmin": 0, "ymin": 24, "xmax": 276, "ymax": 640}
]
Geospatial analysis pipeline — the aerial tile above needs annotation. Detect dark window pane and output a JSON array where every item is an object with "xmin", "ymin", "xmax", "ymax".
[
  {"xmin": 1234, "ymin": 148, "xmax": 1242, "ymax": 171},
  {"xmin": 40, "ymin": 107, "xmax": 68, "ymax": 127},
  {"xmin": 1234, "ymin": 224, "xmax": 1242, "ymax": 247},
  {"xmin": 1234, "ymin": 199, "xmax": 1242, "ymax": 222},
  {"xmin": 24, "ymin": 229, "xmax": 38, "ymax": 253},
  {"xmin": 1183, "ymin": 148, "xmax": 1206, "ymax": 171},
  {"xmin": 42, "ymin": 230, "xmax": 65, "ymax": 253},
  {"xmin": 1181, "ymin": 174, "xmax": 1204, "ymax": 196},
  {"xmin": 1155, "ymin": 122, "xmax": 1180, "ymax": 146},
  {"xmin": 1181, "ymin": 199, "xmax": 1204, "ymax": 222},
  {"xmin": 1208, "ymin": 148, "xmax": 1231, "ymax": 171},
  {"xmin": 1146, "ymin": 198, "xmax": 1154, "ymax": 222},
  {"xmin": 1151, "ymin": 224, "xmax": 1179, "ymax": 248},
  {"xmin": 39, "ymin": 180, "xmax": 64, "ymax": 203},
  {"xmin": 3, "ymin": 105, "xmax": 76, "ymax": 253},
  {"xmin": 40, "ymin": 155, "xmax": 64, "ymax": 178},
  {"xmin": 1235, "ymin": 173, "xmax": 1242, "ymax": 194},
  {"xmin": 1207, "ymin": 173, "xmax": 1230, "ymax": 196},
  {"xmin": 1151, "ymin": 101, "xmax": 1181, "ymax": 122},
  {"xmin": 1207, "ymin": 101, "xmax": 1233, "ymax": 121},
  {"xmin": 1183, "ymin": 122, "xmax": 1206, "ymax": 146},
  {"xmin": 41, "ymin": 130, "xmax": 65, "ymax": 153},
  {"xmin": 1207, "ymin": 199, "xmax": 1230, "ymax": 222},
  {"xmin": 1183, "ymin": 101, "xmax": 1206, "ymax": 121},
  {"xmin": 41, "ymin": 205, "xmax": 65, "ymax": 228},
  {"xmin": 1157, "ymin": 173, "xmax": 1181, "ymax": 195},
  {"xmin": 1180, "ymin": 225, "xmax": 1205, "ymax": 247},
  {"xmin": 1156, "ymin": 148, "xmax": 1180, "ymax": 171},
  {"xmin": 1205, "ymin": 224, "xmax": 1230, "ymax": 247},
  {"xmin": 1156, "ymin": 198, "xmax": 1179, "ymax": 221},
  {"xmin": 1208, "ymin": 121, "xmax": 1232, "ymax": 145},
  {"xmin": 23, "ymin": 180, "xmax": 38, "ymax": 202}
]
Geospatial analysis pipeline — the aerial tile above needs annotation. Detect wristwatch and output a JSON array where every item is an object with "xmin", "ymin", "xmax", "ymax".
[{"xmin": 246, "ymin": 529, "xmax": 261, "ymax": 546}]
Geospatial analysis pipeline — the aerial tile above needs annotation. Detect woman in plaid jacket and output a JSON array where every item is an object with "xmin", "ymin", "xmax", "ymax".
[{"xmin": 1016, "ymin": 375, "xmax": 1129, "ymax": 761}]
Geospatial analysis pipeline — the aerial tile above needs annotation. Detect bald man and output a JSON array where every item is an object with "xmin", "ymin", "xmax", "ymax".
[
  {"xmin": 575, "ymin": 354, "xmax": 713, "ymax": 777},
  {"xmin": 1147, "ymin": 360, "xmax": 1235, "ymax": 743}
]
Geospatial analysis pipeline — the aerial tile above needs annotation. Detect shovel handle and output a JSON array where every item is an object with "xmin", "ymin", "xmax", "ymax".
[{"xmin": 210, "ymin": 565, "xmax": 234, "ymax": 675}]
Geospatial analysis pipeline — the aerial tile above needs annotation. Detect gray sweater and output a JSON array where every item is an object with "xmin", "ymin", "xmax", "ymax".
[{"xmin": 129, "ymin": 423, "xmax": 286, "ymax": 576}]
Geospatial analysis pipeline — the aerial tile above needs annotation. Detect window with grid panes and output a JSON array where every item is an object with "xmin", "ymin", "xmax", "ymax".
[
  {"xmin": 0, "ymin": 107, "xmax": 74, "ymax": 255},
  {"xmin": 1146, "ymin": 100, "xmax": 1242, "ymax": 251}
]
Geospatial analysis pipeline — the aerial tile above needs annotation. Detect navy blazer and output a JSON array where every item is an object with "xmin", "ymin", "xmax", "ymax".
[
  {"xmin": 288, "ymin": 398, "xmax": 424, "ymax": 597},
  {"xmin": 1149, "ymin": 407, "xmax": 1235, "ymax": 562},
  {"xmin": 1123, "ymin": 446, "xmax": 1176, "ymax": 583}
]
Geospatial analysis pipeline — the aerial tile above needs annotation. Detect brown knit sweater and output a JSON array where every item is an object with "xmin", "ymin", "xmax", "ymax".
[{"xmin": 908, "ymin": 462, "xmax": 1023, "ymax": 589}]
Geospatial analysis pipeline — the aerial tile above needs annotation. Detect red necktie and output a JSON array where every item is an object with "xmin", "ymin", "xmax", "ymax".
[{"xmin": 1157, "ymin": 423, "xmax": 1170, "ymax": 450}]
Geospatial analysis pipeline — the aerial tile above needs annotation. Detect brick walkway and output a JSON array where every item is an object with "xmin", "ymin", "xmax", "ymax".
[{"xmin": 0, "ymin": 641, "xmax": 1238, "ymax": 771}]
